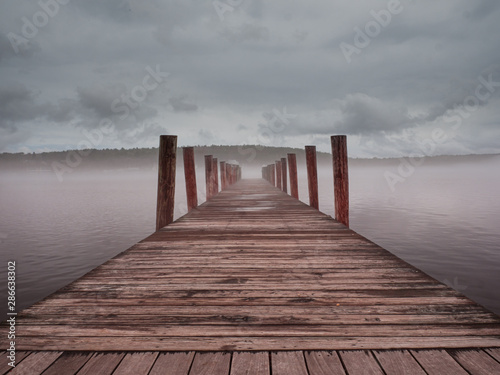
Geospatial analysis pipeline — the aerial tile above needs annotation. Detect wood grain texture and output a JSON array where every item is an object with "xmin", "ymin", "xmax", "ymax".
[
  {"xmin": 331, "ymin": 135, "xmax": 349, "ymax": 227},
  {"xmin": 305, "ymin": 146, "xmax": 319, "ymax": 209},
  {"xmin": 448, "ymin": 349, "xmax": 500, "ymax": 375},
  {"xmin": 8, "ymin": 352, "xmax": 62, "ymax": 375},
  {"xmin": 410, "ymin": 349, "xmax": 469, "ymax": 375},
  {"xmin": 373, "ymin": 350, "xmax": 426, "ymax": 375},
  {"xmin": 155, "ymin": 135, "xmax": 177, "ymax": 230},
  {"xmin": 2, "ymin": 179, "xmax": 500, "ymax": 354},
  {"xmin": 271, "ymin": 351, "xmax": 308, "ymax": 375},
  {"xmin": 149, "ymin": 352, "xmax": 194, "ymax": 375},
  {"xmin": 41, "ymin": 352, "xmax": 93, "ymax": 375},
  {"xmin": 304, "ymin": 351, "xmax": 346, "ymax": 375},
  {"xmin": 230, "ymin": 352, "xmax": 270, "ymax": 375},
  {"xmin": 2, "ymin": 350, "xmax": 500, "ymax": 374},
  {"xmin": 339, "ymin": 350, "xmax": 384, "ymax": 375},
  {"xmin": 189, "ymin": 352, "xmax": 231, "ymax": 375},
  {"xmin": 75, "ymin": 353, "xmax": 125, "ymax": 375},
  {"xmin": 112, "ymin": 352, "xmax": 158, "ymax": 375}
]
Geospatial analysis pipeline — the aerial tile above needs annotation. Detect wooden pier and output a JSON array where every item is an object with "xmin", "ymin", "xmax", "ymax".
[{"xmin": 2, "ymin": 136, "xmax": 500, "ymax": 374}]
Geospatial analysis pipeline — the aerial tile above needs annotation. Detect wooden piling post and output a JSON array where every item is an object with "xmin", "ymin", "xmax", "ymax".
[
  {"xmin": 270, "ymin": 164, "xmax": 276, "ymax": 186},
  {"xmin": 281, "ymin": 157, "xmax": 287, "ymax": 193},
  {"xmin": 183, "ymin": 147, "xmax": 197, "ymax": 212},
  {"xmin": 287, "ymin": 153, "xmax": 298, "ymax": 199},
  {"xmin": 225, "ymin": 163, "xmax": 231, "ymax": 186},
  {"xmin": 212, "ymin": 158, "xmax": 218, "ymax": 196},
  {"xmin": 305, "ymin": 145, "xmax": 319, "ymax": 209},
  {"xmin": 205, "ymin": 155, "xmax": 213, "ymax": 200},
  {"xmin": 220, "ymin": 161, "xmax": 227, "ymax": 190},
  {"xmin": 331, "ymin": 135, "xmax": 349, "ymax": 227},
  {"xmin": 275, "ymin": 161, "xmax": 282, "ymax": 189},
  {"xmin": 156, "ymin": 135, "xmax": 177, "ymax": 231}
]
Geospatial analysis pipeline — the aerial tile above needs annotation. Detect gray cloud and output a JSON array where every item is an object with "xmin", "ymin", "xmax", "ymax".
[
  {"xmin": 169, "ymin": 96, "xmax": 198, "ymax": 113},
  {"xmin": 220, "ymin": 23, "xmax": 270, "ymax": 43},
  {"xmin": 0, "ymin": 0, "xmax": 499, "ymax": 155}
]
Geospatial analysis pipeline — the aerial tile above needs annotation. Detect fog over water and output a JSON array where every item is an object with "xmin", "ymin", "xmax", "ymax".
[{"xmin": 1, "ymin": 156, "xmax": 500, "ymax": 317}]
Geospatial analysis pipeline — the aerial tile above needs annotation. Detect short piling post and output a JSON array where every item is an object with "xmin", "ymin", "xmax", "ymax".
[
  {"xmin": 225, "ymin": 163, "xmax": 231, "ymax": 186},
  {"xmin": 212, "ymin": 158, "xmax": 219, "ymax": 196},
  {"xmin": 183, "ymin": 147, "xmax": 197, "ymax": 212},
  {"xmin": 270, "ymin": 164, "xmax": 276, "ymax": 186},
  {"xmin": 287, "ymin": 153, "xmax": 298, "ymax": 199},
  {"xmin": 305, "ymin": 145, "xmax": 319, "ymax": 209},
  {"xmin": 281, "ymin": 157, "xmax": 287, "ymax": 193},
  {"xmin": 275, "ymin": 161, "xmax": 282, "ymax": 189},
  {"xmin": 205, "ymin": 155, "xmax": 213, "ymax": 200},
  {"xmin": 221, "ymin": 161, "xmax": 227, "ymax": 190},
  {"xmin": 156, "ymin": 135, "xmax": 177, "ymax": 231},
  {"xmin": 331, "ymin": 135, "xmax": 349, "ymax": 227}
]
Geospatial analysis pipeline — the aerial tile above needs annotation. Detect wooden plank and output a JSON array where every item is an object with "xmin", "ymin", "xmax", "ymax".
[
  {"xmin": 189, "ymin": 352, "xmax": 231, "ymax": 375},
  {"xmin": 76, "ymin": 352, "xmax": 125, "ymax": 375},
  {"xmin": 16, "ymin": 323, "xmax": 500, "ymax": 339},
  {"xmin": 0, "ymin": 351, "xmax": 30, "ymax": 375},
  {"xmin": 149, "ymin": 352, "xmax": 194, "ymax": 375},
  {"xmin": 304, "ymin": 351, "xmax": 346, "ymax": 375},
  {"xmin": 373, "ymin": 350, "xmax": 426, "ymax": 375},
  {"xmin": 16, "ymin": 336, "xmax": 500, "ymax": 351},
  {"xmin": 271, "ymin": 351, "xmax": 308, "ymax": 375},
  {"xmin": 339, "ymin": 350, "xmax": 384, "ymax": 375},
  {"xmin": 8, "ymin": 352, "xmax": 62, "ymax": 375},
  {"xmin": 230, "ymin": 352, "xmax": 270, "ymax": 375},
  {"xmin": 448, "ymin": 348, "xmax": 500, "ymax": 375},
  {"xmin": 485, "ymin": 347, "xmax": 500, "ymax": 362},
  {"xmin": 42, "ymin": 352, "xmax": 93, "ymax": 375},
  {"xmin": 410, "ymin": 349, "xmax": 468, "ymax": 375},
  {"xmin": 112, "ymin": 352, "xmax": 158, "ymax": 375}
]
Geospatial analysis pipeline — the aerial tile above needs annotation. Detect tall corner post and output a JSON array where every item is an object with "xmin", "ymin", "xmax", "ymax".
[
  {"xmin": 331, "ymin": 135, "xmax": 349, "ymax": 227},
  {"xmin": 156, "ymin": 135, "xmax": 177, "ymax": 231}
]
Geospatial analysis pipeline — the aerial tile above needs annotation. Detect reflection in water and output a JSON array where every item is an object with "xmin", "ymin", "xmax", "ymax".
[{"xmin": 0, "ymin": 158, "xmax": 499, "ymax": 317}]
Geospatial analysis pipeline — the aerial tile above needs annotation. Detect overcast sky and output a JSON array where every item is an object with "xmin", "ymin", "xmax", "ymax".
[{"xmin": 1, "ymin": 0, "xmax": 500, "ymax": 157}]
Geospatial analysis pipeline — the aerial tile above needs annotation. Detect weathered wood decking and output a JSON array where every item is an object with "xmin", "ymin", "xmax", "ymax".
[
  {"xmin": 3, "ymin": 348, "xmax": 500, "ymax": 374},
  {"xmin": 2, "ymin": 179, "xmax": 500, "ymax": 374}
]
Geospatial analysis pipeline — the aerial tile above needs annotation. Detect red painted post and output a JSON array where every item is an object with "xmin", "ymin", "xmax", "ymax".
[
  {"xmin": 275, "ymin": 161, "xmax": 282, "ymax": 189},
  {"xmin": 331, "ymin": 135, "xmax": 349, "ymax": 227},
  {"xmin": 270, "ymin": 164, "xmax": 276, "ymax": 186},
  {"xmin": 281, "ymin": 157, "xmax": 287, "ymax": 193},
  {"xmin": 156, "ymin": 135, "xmax": 177, "ymax": 231},
  {"xmin": 225, "ymin": 163, "xmax": 231, "ymax": 186},
  {"xmin": 305, "ymin": 145, "xmax": 319, "ymax": 209},
  {"xmin": 205, "ymin": 155, "xmax": 213, "ymax": 200},
  {"xmin": 287, "ymin": 153, "xmax": 298, "ymax": 199},
  {"xmin": 220, "ymin": 161, "xmax": 226, "ymax": 190},
  {"xmin": 183, "ymin": 147, "xmax": 197, "ymax": 212},
  {"xmin": 212, "ymin": 157, "xmax": 218, "ymax": 196},
  {"xmin": 231, "ymin": 165, "xmax": 236, "ymax": 185}
]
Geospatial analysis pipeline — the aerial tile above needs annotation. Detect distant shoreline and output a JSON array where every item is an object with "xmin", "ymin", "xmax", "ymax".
[{"xmin": 1, "ymin": 145, "xmax": 498, "ymax": 173}]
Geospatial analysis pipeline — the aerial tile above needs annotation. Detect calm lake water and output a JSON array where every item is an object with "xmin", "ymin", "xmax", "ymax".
[{"xmin": 1, "ymin": 157, "xmax": 500, "ymax": 317}]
